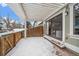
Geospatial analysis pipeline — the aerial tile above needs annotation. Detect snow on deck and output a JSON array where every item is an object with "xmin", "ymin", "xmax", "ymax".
[{"xmin": 6, "ymin": 37, "xmax": 56, "ymax": 56}]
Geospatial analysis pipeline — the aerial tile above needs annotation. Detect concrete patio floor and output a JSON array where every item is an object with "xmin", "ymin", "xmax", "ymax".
[{"xmin": 6, "ymin": 37, "xmax": 56, "ymax": 56}]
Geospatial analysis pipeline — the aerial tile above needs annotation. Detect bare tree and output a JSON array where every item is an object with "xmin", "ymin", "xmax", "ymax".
[
  {"xmin": 2, "ymin": 16, "xmax": 13, "ymax": 30},
  {"xmin": 0, "ymin": 16, "xmax": 15, "ymax": 31},
  {"xmin": 33, "ymin": 21, "xmax": 37, "ymax": 28},
  {"xmin": 0, "ymin": 16, "xmax": 4, "ymax": 30},
  {"xmin": 27, "ymin": 21, "xmax": 32, "ymax": 29}
]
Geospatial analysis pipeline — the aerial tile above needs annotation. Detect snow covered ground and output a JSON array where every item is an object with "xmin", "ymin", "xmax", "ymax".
[{"xmin": 6, "ymin": 37, "xmax": 56, "ymax": 56}]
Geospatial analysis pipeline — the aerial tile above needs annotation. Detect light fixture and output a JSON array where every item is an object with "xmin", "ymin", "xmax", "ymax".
[
  {"xmin": 65, "ymin": 5, "xmax": 69, "ymax": 16},
  {"xmin": 65, "ymin": 11, "xmax": 68, "ymax": 16}
]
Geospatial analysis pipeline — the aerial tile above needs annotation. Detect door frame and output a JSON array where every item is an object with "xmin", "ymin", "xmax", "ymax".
[{"xmin": 45, "ymin": 7, "xmax": 66, "ymax": 44}]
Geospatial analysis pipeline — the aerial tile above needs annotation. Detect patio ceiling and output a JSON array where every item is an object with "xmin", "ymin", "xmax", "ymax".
[{"xmin": 7, "ymin": 3, "xmax": 66, "ymax": 21}]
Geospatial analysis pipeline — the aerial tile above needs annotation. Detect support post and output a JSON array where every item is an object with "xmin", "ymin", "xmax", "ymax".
[{"xmin": 24, "ymin": 20, "xmax": 27, "ymax": 38}]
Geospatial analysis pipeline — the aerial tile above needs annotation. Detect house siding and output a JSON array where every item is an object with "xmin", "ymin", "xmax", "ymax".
[
  {"xmin": 44, "ymin": 4, "xmax": 79, "ymax": 54},
  {"xmin": 65, "ymin": 4, "xmax": 79, "ymax": 48}
]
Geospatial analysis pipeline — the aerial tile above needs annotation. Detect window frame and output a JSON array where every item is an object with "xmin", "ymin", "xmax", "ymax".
[
  {"xmin": 48, "ymin": 13, "xmax": 63, "ymax": 41},
  {"xmin": 73, "ymin": 3, "xmax": 79, "ymax": 35},
  {"xmin": 45, "ymin": 8, "xmax": 66, "ymax": 43},
  {"xmin": 70, "ymin": 3, "xmax": 79, "ymax": 38}
]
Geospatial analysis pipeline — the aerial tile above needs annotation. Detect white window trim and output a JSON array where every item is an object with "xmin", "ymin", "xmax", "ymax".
[
  {"xmin": 69, "ymin": 4, "xmax": 79, "ymax": 39},
  {"xmin": 46, "ymin": 21, "xmax": 49, "ymax": 35},
  {"xmin": 62, "ymin": 8, "xmax": 66, "ymax": 43},
  {"xmin": 70, "ymin": 4, "xmax": 74, "ymax": 35},
  {"xmin": 45, "ymin": 8, "xmax": 66, "ymax": 43},
  {"xmin": 43, "ymin": 21, "xmax": 47, "ymax": 35}
]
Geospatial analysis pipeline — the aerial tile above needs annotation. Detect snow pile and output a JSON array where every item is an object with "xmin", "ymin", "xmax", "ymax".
[{"xmin": 7, "ymin": 37, "xmax": 56, "ymax": 56}]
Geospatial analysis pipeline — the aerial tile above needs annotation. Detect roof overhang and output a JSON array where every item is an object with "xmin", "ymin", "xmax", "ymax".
[{"xmin": 7, "ymin": 3, "xmax": 67, "ymax": 21}]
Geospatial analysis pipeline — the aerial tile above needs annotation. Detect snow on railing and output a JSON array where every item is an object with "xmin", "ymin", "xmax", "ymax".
[{"xmin": 0, "ymin": 28, "xmax": 25, "ymax": 37}]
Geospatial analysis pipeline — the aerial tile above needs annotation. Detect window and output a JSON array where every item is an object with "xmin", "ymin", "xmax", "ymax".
[
  {"xmin": 73, "ymin": 3, "xmax": 79, "ymax": 35},
  {"xmin": 48, "ymin": 13, "xmax": 62, "ymax": 41}
]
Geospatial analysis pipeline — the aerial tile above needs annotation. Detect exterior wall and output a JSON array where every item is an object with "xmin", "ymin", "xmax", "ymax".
[
  {"xmin": 65, "ymin": 38, "xmax": 79, "ymax": 47},
  {"xmin": 65, "ymin": 4, "xmax": 79, "ymax": 54},
  {"xmin": 44, "ymin": 3, "xmax": 79, "ymax": 54}
]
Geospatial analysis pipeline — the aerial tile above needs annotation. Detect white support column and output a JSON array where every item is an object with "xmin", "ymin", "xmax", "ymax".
[
  {"xmin": 24, "ymin": 20, "xmax": 27, "ymax": 38},
  {"xmin": 62, "ymin": 8, "xmax": 66, "ymax": 43},
  {"xmin": 43, "ymin": 21, "xmax": 46, "ymax": 36},
  {"xmin": 69, "ymin": 4, "xmax": 74, "ymax": 35},
  {"xmin": 47, "ymin": 21, "xmax": 49, "ymax": 35}
]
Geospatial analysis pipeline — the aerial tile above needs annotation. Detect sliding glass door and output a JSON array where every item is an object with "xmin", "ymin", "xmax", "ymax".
[{"xmin": 48, "ymin": 13, "xmax": 63, "ymax": 41}]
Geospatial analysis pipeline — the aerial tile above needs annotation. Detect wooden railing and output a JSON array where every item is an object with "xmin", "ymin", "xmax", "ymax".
[
  {"xmin": 0, "ymin": 30, "xmax": 24, "ymax": 56},
  {"xmin": 27, "ymin": 26, "xmax": 43, "ymax": 37},
  {"xmin": 0, "ymin": 26, "xmax": 43, "ymax": 55}
]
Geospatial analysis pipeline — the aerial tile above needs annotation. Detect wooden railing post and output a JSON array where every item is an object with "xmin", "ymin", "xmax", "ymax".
[{"xmin": 0, "ymin": 36, "xmax": 5, "ymax": 56}]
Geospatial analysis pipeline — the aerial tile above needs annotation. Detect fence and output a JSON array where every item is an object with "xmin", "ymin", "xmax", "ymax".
[
  {"xmin": 27, "ymin": 26, "xmax": 43, "ymax": 37},
  {"xmin": 0, "ymin": 30, "xmax": 24, "ymax": 56}
]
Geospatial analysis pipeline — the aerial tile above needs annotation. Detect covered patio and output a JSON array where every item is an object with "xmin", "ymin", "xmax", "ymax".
[{"xmin": 0, "ymin": 3, "xmax": 79, "ymax": 56}]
